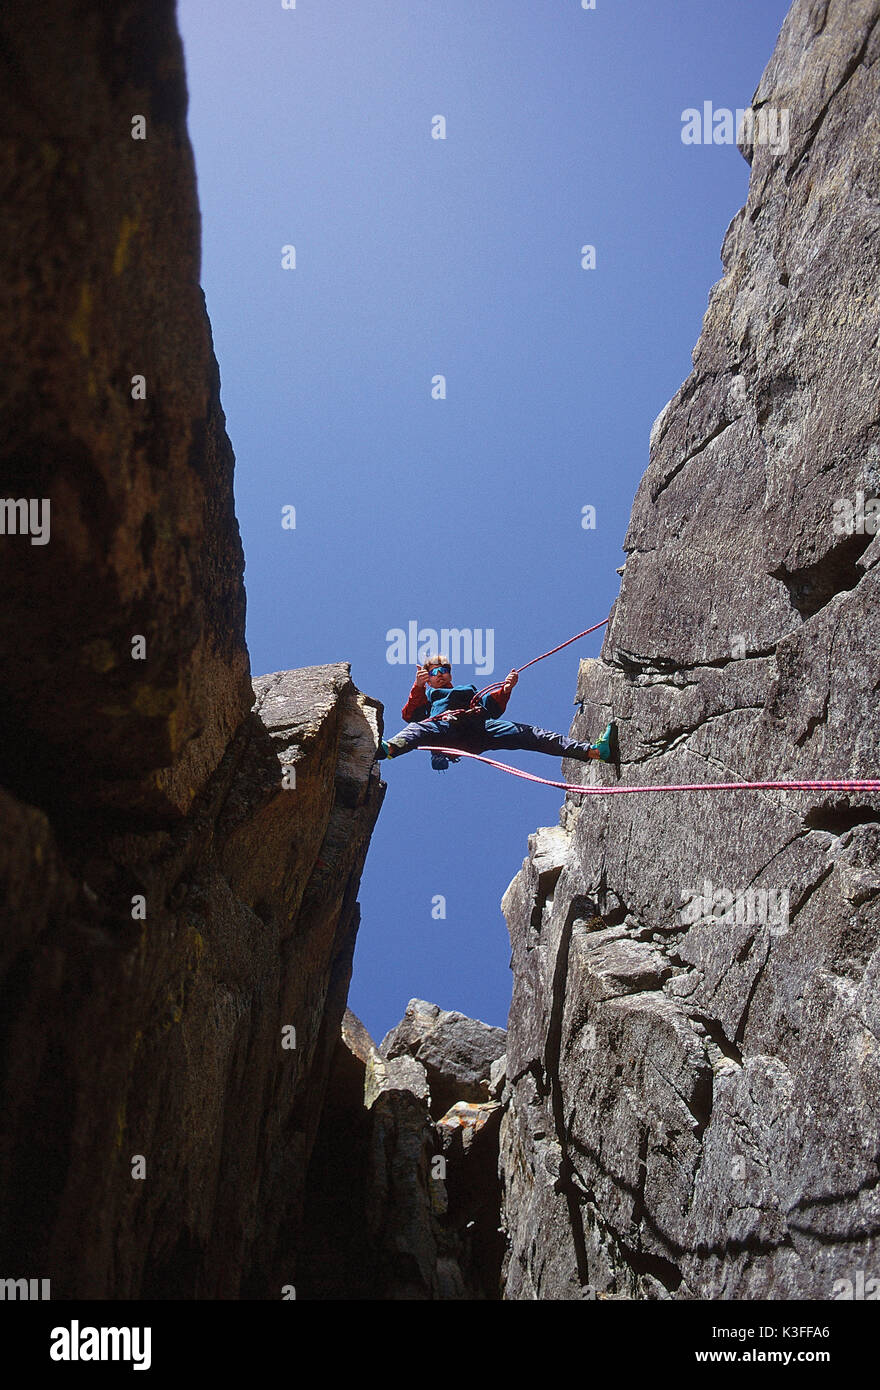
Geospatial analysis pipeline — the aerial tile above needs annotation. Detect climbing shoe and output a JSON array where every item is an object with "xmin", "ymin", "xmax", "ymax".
[{"xmin": 591, "ymin": 721, "xmax": 616, "ymax": 763}]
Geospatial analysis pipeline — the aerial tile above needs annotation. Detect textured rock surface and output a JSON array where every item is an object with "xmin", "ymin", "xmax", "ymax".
[
  {"xmin": 298, "ymin": 1011, "xmax": 395, "ymax": 1300},
  {"xmin": 0, "ymin": 0, "xmax": 250, "ymax": 818},
  {"xmin": 362, "ymin": 1048, "xmax": 457, "ymax": 1298},
  {"xmin": 0, "ymin": 665, "xmax": 383, "ymax": 1298},
  {"xmin": 0, "ymin": 0, "xmax": 384, "ymax": 1299},
  {"xmin": 381, "ymin": 998, "xmax": 508, "ymax": 1118},
  {"xmin": 299, "ymin": 1009, "xmax": 505, "ymax": 1299},
  {"xmin": 499, "ymin": 0, "xmax": 880, "ymax": 1300},
  {"xmin": 437, "ymin": 1101, "xmax": 505, "ymax": 1294}
]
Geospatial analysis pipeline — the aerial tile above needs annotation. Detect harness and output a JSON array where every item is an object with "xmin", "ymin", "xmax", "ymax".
[
  {"xmin": 437, "ymin": 703, "xmax": 489, "ymax": 728},
  {"xmin": 423, "ymin": 685, "xmax": 489, "ymax": 728}
]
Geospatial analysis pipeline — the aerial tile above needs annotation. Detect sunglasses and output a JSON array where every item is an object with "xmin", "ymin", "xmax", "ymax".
[{"xmin": 429, "ymin": 666, "xmax": 451, "ymax": 676}]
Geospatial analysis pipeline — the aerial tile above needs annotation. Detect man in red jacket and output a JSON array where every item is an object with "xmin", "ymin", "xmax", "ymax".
[{"xmin": 377, "ymin": 655, "xmax": 615, "ymax": 771}]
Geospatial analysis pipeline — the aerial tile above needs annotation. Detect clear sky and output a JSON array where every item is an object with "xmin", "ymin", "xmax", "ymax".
[{"xmin": 177, "ymin": 0, "xmax": 792, "ymax": 1045}]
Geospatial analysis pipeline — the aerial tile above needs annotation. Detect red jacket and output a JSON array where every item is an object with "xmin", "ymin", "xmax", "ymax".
[{"xmin": 402, "ymin": 680, "xmax": 512, "ymax": 723}]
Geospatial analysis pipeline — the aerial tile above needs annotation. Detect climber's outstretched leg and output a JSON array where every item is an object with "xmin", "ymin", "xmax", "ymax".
[
  {"xmin": 376, "ymin": 717, "xmax": 618, "ymax": 767},
  {"xmin": 485, "ymin": 720, "xmax": 616, "ymax": 763},
  {"xmin": 376, "ymin": 720, "xmax": 448, "ymax": 760}
]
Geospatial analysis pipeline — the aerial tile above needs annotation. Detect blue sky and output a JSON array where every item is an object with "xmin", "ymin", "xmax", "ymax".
[{"xmin": 177, "ymin": 0, "xmax": 791, "ymax": 1044}]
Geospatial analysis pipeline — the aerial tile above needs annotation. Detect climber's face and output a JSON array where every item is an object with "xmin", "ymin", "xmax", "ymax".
[{"xmin": 426, "ymin": 664, "xmax": 453, "ymax": 688}]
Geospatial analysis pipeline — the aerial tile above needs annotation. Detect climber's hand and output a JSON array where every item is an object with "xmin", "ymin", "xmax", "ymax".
[
  {"xmin": 503, "ymin": 670, "xmax": 518, "ymax": 691},
  {"xmin": 415, "ymin": 667, "xmax": 429, "ymax": 688}
]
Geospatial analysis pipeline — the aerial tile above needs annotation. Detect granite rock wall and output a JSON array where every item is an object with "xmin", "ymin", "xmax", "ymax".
[
  {"xmin": 498, "ymin": 0, "xmax": 880, "ymax": 1301},
  {"xmin": 0, "ymin": 1, "xmax": 384, "ymax": 1299}
]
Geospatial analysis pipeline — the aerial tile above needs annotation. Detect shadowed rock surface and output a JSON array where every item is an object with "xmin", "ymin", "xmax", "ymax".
[
  {"xmin": 498, "ymin": 0, "xmax": 880, "ymax": 1300},
  {"xmin": 0, "ymin": 1, "xmax": 384, "ymax": 1299},
  {"xmin": 0, "ymin": 0, "xmax": 250, "ymax": 820},
  {"xmin": 0, "ymin": 659, "xmax": 383, "ymax": 1298},
  {"xmin": 299, "ymin": 1009, "xmax": 505, "ymax": 1299}
]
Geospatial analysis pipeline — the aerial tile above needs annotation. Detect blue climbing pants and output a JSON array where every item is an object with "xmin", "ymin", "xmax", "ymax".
[{"xmin": 386, "ymin": 717, "xmax": 598, "ymax": 761}]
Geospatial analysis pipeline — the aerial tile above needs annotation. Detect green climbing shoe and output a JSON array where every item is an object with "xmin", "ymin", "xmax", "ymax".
[{"xmin": 592, "ymin": 721, "xmax": 616, "ymax": 762}]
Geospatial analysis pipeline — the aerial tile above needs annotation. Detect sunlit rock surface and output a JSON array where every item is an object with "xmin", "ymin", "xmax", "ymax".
[{"xmin": 498, "ymin": 0, "xmax": 880, "ymax": 1300}]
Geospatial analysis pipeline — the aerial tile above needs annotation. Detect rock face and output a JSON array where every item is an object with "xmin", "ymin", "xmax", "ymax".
[
  {"xmin": 499, "ymin": 0, "xmax": 880, "ymax": 1300},
  {"xmin": 0, "ymin": 0, "xmax": 250, "ymax": 820},
  {"xmin": 299, "ymin": 1006, "xmax": 506, "ymax": 1299},
  {"xmin": 0, "ymin": 660, "xmax": 383, "ymax": 1299},
  {"xmin": 0, "ymin": 1, "xmax": 383, "ymax": 1299},
  {"xmin": 381, "ymin": 998, "xmax": 508, "ymax": 1117}
]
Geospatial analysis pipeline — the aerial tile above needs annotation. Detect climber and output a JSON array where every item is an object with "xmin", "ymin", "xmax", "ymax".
[{"xmin": 375, "ymin": 656, "xmax": 616, "ymax": 771}]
